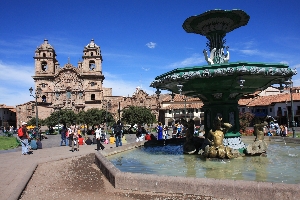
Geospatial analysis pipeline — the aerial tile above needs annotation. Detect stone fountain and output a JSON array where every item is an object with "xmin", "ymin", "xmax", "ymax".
[
  {"xmin": 150, "ymin": 9, "xmax": 297, "ymax": 157},
  {"xmin": 95, "ymin": 10, "xmax": 300, "ymax": 199}
]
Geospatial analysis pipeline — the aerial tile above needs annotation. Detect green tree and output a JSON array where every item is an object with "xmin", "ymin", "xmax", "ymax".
[
  {"xmin": 121, "ymin": 106, "xmax": 156, "ymax": 126},
  {"xmin": 44, "ymin": 109, "xmax": 77, "ymax": 127},
  {"xmin": 26, "ymin": 117, "xmax": 44, "ymax": 126},
  {"xmin": 83, "ymin": 108, "xmax": 114, "ymax": 127},
  {"xmin": 239, "ymin": 112, "xmax": 255, "ymax": 132}
]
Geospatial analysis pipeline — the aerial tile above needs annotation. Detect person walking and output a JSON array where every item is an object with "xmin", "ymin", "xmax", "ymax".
[
  {"xmin": 157, "ymin": 122, "xmax": 163, "ymax": 140},
  {"xmin": 19, "ymin": 122, "xmax": 29, "ymax": 155},
  {"xmin": 113, "ymin": 120, "xmax": 123, "ymax": 147},
  {"xmin": 70, "ymin": 123, "xmax": 79, "ymax": 152},
  {"xmin": 60, "ymin": 123, "xmax": 67, "ymax": 146},
  {"xmin": 95, "ymin": 125, "xmax": 105, "ymax": 151},
  {"xmin": 163, "ymin": 125, "xmax": 169, "ymax": 139}
]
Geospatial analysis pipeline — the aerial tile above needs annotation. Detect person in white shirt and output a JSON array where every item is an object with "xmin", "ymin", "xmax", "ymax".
[{"xmin": 95, "ymin": 124, "xmax": 105, "ymax": 151}]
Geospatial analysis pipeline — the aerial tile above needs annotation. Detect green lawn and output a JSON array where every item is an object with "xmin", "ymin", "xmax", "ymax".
[{"xmin": 0, "ymin": 136, "xmax": 20, "ymax": 150}]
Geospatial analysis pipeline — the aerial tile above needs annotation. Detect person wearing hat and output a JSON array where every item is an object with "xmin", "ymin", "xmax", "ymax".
[{"xmin": 20, "ymin": 122, "xmax": 29, "ymax": 155}]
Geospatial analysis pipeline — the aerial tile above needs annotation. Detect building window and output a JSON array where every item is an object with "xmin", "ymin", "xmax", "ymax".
[
  {"xmin": 43, "ymin": 53, "xmax": 46, "ymax": 57},
  {"xmin": 278, "ymin": 107, "xmax": 281, "ymax": 111},
  {"xmin": 270, "ymin": 108, "xmax": 272, "ymax": 112},
  {"xmin": 91, "ymin": 94, "xmax": 95, "ymax": 100},
  {"xmin": 66, "ymin": 92, "xmax": 71, "ymax": 99},
  {"xmin": 41, "ymin": 61, "xmax": 48, "ymax": 71},
  {"xmin": 91, "ymin": 52, "xmax": 93, "ymax": 56},
  {"xmin": 42, "ymin": 95, "xmax": 47, "ymax": 102},
  {"xmin": 242, "ymin": 108, "xmax": 245, "ymax": 113},
  {"xmin": 91, "ymin": 82, "xmax": 95, "ymax": 86},
  {"xmin": 89, "ymin": 61, "xmax": 95, "ymax": 70},
  {"xmin": 169, "ymin": 110, "xmax": 172, "ymax": 114}
]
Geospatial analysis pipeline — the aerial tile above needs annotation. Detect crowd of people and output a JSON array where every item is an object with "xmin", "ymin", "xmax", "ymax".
[
  {"xmin": 264, "ymin": 121, "xmax": 289, "ymax": 137},
  {"xmin": 17, "ymin": 117, "xmax": 292, "ymax": 156}
]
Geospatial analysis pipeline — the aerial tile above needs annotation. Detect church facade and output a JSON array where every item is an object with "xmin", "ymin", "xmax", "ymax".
[{"xmin": 16, "ymin": 39, "xmax": 161, "ymax": 127}]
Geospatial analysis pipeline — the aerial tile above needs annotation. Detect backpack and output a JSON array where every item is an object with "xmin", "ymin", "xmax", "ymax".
[
  {"xmin": 114, "ymin": 124, "xmax": 121, "ymax": 133},
  {"xmin": 18, "ymin": 127, "xmax": 23, "ymax": 137}
]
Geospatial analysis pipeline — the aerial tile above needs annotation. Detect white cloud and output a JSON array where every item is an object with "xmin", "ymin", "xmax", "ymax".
[
  {"xmin": 103, "ymin": 78, "xmax": 153, "ymax": 97},
  {"xmin": 167, "ymin": 54, "xmax": 205, "ymax": 68},
  {"xmin": 0, "ymin": 61, "xmax": 35, "ymax": 106},
  {"xmin": 280, "ymin": 61, "xmax": 289, "ymax": 65},
  {"xmin": 146, "ymin": 42, "xmax": 157, "ymax": 49},
  {"xmin": 292, "ymin": 64, "xmax": 300, "ymax": 69},
  {"xmin": 142, "ymin": 67, "xmax": 150, "ymax": 71},
  {"xmin": 239, "ymin": 49, "xmax": 260, "ymax": 56}
]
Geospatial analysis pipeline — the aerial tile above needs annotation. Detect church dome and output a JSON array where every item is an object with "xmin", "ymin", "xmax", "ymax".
[
  {"xmin": 37, "ymin": 39, "xmax": 54, "ymax": 50},
  {"xmin": 85, "ymin": 39, "xmax": 99, "ymax": 48}
]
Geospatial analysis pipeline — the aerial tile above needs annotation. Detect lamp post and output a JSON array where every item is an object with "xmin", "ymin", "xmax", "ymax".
[
  {"xmin": 118, "ymin": 102, "xmax": 121, "ymax": 121},
  {"xmin": 184, "ymin": 97, "xmax": 187, "ymax": 121},
  {"xmin": 104, "ymin": 100, "xmax": 111, "ymax": 134},
  {"xmin": 55, "ymin": 89, "xmax": 61, "ymax": 135},
  {"xmin": 285, "ymin": 79, "xmax": 295, "ymax": 138},
  {"xmin": 285, "ymin": 100, "xmax": 289, "ymax": 128},
  {"xmin": 29, "ymin": 87, "xmax": 42, "ymax": 140}
]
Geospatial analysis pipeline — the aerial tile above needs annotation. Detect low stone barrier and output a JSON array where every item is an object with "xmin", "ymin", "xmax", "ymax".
[{"xmin": 95, "ymin": 140, "xmax": 300, "ymax": 200}]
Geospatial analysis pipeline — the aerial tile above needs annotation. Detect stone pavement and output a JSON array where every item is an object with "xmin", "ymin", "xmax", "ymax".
[{"xmin": 0, "ymin": 134, "xmax": 137, "ymax": 200}]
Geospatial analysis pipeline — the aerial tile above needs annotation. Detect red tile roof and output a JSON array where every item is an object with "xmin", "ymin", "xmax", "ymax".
[{"xmin": 238, "ymin": 93, "xmax": 300, "ymax": 107}]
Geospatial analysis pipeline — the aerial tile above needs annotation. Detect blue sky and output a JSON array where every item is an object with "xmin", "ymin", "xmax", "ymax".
[{"xmin": 0, "ymin": 0, "xmax": 299, "ymax": 106}]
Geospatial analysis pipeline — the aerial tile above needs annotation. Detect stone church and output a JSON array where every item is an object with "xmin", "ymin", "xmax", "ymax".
[{"xmin": 16, "ymin": 39, "xmax": 161, "ymax": 127}]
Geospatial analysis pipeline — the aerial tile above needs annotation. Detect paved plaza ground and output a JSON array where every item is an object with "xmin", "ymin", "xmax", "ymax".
[
  {"xmin": 1, "ymin": 133, "xmax": 205, "ymax": 200},
  {"xmin": 1, "ymin": 131, "xmax": 299, "ymax": 200}
]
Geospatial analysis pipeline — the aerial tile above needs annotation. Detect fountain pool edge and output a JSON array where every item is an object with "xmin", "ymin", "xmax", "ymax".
[{"xmin": 95, "ymin": 139, "xmax": 300, "ymax": 200}]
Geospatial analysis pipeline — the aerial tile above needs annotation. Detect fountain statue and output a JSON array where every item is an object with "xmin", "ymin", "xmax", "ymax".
[
  {"xmin": 150, "ymin": 9, "xmax": 297, "ymax": 158},
  {"xmin": 246, "ymin": 120, "xmax": 268, "ymax": 155}
]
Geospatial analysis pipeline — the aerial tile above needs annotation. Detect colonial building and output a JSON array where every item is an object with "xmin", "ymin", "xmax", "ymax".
[
  {"xmin": 16, "ymin": 40, "xmax": 160, "ymax": 126},
  {"xmin": 159, "ymin": 94, "xmax": 204, "ymax": 126},
  {"xmin": 0, "ymin": 104, "xmax": 16, "ymax": 129}
]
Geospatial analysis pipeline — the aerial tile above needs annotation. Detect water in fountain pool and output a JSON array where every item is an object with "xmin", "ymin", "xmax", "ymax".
[{"xmin": 107, "ymin": 142, "xmax": 300, "ymax": 184}]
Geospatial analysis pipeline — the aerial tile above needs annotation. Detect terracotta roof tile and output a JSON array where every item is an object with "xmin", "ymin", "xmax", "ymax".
[
  {"xmin": 165, "ymin": 103, "xmax": 203, "ymax": 110},
  {"xmin": 162, "ymin": 94, "xmax": 201, "ymax": 102},
  {"xmin": 238, "ymin": 93, "xmax": 300, "ymax": 106}
]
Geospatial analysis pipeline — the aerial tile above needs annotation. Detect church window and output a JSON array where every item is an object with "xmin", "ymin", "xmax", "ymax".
[
  {"xmin": 89, "ymin": 61, "xmax": 95, "ymax": 70},
  {"xmin": 79, "ymin": 92, "xmax": 83, "ymax": 99},
  {"xmin": 91, "ymin": 52, "xmax": 93, "ymax": 56},
  {"xmin": 41, "ymin": 61, "xmax": 48, "ymax": 71},
  {"xmin": 42, "ymin": 83, "xmax": 45, "ymax": 88},
  {"xmin": 91, "ymin": 94, "xmax": 95, "ymax": 100},
  {"xmin": 91, "ymin": 82, "xmax": 95, "ymax": 86},
  {"xmin": 50, "ymin": 53, "xmax": 51, "ymax": 56},
  {"xmin": 43, "ymin": 53, "xmax": 46, "ymax": 57}
]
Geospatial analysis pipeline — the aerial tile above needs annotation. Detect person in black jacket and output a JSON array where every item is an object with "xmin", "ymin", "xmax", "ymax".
[{"xmin": 113, "ymin": 120, "xmax": 123, "ymax": 147}]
